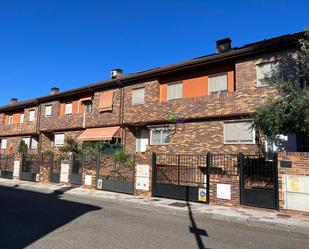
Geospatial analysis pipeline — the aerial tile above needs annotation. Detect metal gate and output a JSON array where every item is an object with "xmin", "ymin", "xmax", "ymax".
[
  {"xmin": 70, "ymin": 153, "xmax": 83, "ymax": 185},
  {"xmin": 152, "ymin": 153, "xmax": 209, "ymax": 203},
  {"xmin": 0, "ymin": 155, "xmax": 14, "ymax": 179},
  {"xmin": 239, "ymin": 153, "xmax": 278, "ymax": 210},
  {"xmin": 49, "ymin": 154, "xmax": 61, "ymax": 183},
  {"xmin": 96, "ymin": 153, "xmax": 135, "ymax": 195},
  {"xmin": 20, "ymin": 155, "xmax": 40, "ymax": 182}
]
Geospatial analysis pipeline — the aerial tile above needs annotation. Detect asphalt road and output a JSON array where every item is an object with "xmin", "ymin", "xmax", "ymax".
[{"xmin": 0, "ymin": 186, "xmax": 308, "ymax": 249}]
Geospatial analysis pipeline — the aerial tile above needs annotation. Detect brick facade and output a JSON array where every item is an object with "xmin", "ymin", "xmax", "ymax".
[{"xmin": 0, "ymin": 33, "xmax": 306, "ymax": 211}]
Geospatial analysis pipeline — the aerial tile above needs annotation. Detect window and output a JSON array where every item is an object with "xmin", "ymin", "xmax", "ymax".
[
  {"xmin": 83, "ymin": 100, "xmax": 93, "ymax": 113},
  {"xmin": 8, "ymin": 115, "xmax": 13, "ymax": 125},
  {"xmin": 20, "ymin": 113, "xmax": 24, "ymax": 123},
  {"xmin": 45, "ymin": 105, "xmax": 52, "ymax": 117},
  {"xmin": 167, "ymin": 82, "xmax": 183, "ymax": 100},
  {"xmin": 132, "ymin": 87, "xmax": 145, "ymax": 105},
  {"xmin": 208, "ymin": 73, "xmax": 228, "ymax": 93},
  {"xmin": 136, "ymin": 129, "xmax": 149, "ymax": 152},
  {"xmin": 224, "ymin": 122, "xmax": 255, "ymax": 144},
  {"xmin": 54, "ymin": 133, "xmax": 65, "ymax": 146},
  {"xmin": 29, "ymin": 110, "xmax": 35, "ymax": 122},
  {"xmin": 256, "ymin": 61, "xmax": 279, "ymax": 87},
  {"xmin": 150, "ymin": 127, "xmax": 169, "ymax": 145},
  {"xmin": 31, "ymin": 138, "xmax": 38, "ymax": 149},
  {"xmin": 65, "ymin": 103, "xmax": 72, "ymax": 115},
  {"xmin": 22, "ymin": 137, "xmax": 31, "ymax": 148},
  {"xmin": 1, "ymin": 139, "xmax": 7, "ymax": 149}
]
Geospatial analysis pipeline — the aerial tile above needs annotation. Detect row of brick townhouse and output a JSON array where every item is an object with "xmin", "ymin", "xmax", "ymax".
[{"xmin": 0, "ymin": 32, "xmax": 307, "ymax": 156}]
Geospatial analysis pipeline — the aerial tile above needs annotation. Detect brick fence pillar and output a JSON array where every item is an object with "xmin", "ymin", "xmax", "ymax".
[{"xmin": 134, "ymin": 152, "xmax": 152, "ymax": 198}]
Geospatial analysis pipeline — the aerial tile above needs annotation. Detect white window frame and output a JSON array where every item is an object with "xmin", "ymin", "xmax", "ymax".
[
  {"xmin": 65, "ymin": 102, "xmax": 73, "ymax": 115},
  {"xmin": 29, "ymin": 110, "xmax": 35, "ymax": 122},
  {"xmin": 256, "ymin": 61, "xmax": 279, "ymax": 87},
  {"xmin": 1, "ymin": 139, "xmax": 7, "ymax": 149},
  {"xmin": 208, "ymin": 73, "xmax": 228, "ymax": 94},
  {"xmin": 150, "ymin": 127, "xmax": 170, "ymax": 145},
  {"xmin": 223, "ymin": 121, "xmax": 255, "ymax": 145},
  {"xmin": 20, "ymin": 113, "xmax": 24, "ymax": 124},
  {"xmin": 8, "ymin": 115, "xmax": 13, "ymax": 125},
  {"xmin": 132, "ymin": 87, "xmax": 145, "ymax": 105},
  {"xmin": 22, "ymin": 137, "xmax": 31, "ymax": 149},
  {"xmin": 54, "ymin": 133, "xmax": 65, "ymax": 146},
  {"xmin": 167, "ymin": 82, "xmax": 183, "ymax": 101},
  {"xmin": 31, "ymin": 137, "xmax": 38, "ymax": 149},
  {"xmin": 136, "ymin": 129, "xmax": 149, "ymax": 152},
  {"xmin": 45, "ymin": 105, "xmax": 52, "ymax": 117},
  {"xmin": 83, "ymin": 100, "xmax": 93, "ymax": 113}
]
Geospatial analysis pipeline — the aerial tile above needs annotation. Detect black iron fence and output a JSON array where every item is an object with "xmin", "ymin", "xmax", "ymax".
[{"xmin": 0, "ymin": 154, "xmax": 15, "ymax": 179}]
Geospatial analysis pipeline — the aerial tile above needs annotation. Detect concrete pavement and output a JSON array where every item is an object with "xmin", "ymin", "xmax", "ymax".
[
  {"xmin": 0, "ymin": 180, "xmax": 309, "ymax": 249},
  {"xmin": 1, "ymin": 178, "xmax": 309, "ymax": 235}
]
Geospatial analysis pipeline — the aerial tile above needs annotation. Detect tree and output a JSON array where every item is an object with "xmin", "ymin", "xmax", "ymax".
[
  {"xmin": 252, "ymin": 30, "xmax": 309, "ymax": 141},
  {"xmin": 18, "ymin": 140, "xmax": 28, "ymax": 155}
]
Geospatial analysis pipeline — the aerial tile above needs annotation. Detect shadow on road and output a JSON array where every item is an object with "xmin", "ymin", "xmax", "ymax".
[
  {"xmin": 186, "ymin": 191, "xmax": 210, "ymax": 249},
  {"xmin": 0, "ymin": 185, "xmax": 101, "ymax": 249}
]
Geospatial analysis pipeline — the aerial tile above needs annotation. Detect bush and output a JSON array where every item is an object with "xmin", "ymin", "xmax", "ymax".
[{"xmin": 112, "ymin": 150, "xmax": 133, "ymax": 165}]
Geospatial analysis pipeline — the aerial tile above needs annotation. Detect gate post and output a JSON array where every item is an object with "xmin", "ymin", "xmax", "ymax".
[
  {"xmin": 238, "ymin": 153, "xmax": 244, "ymax": 205},
  {"xmin": 206, "ymin": 152, "xmax": 211, "ymax": 204},
  {"xmin": 151, "ymin": 152, "xmax": 157, "ymax": 197},
  {"xmin": 273, "ymin": 153, "xmax": 279, "ymax": 210},
  {"xmin": 95, "ymin": 149, "xmax": 101, "ymax": 189}
]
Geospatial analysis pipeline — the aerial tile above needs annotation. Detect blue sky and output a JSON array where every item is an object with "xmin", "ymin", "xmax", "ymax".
[{"xmin": 0, "ymin": 0, "xmax": 308, "ymax": 106}]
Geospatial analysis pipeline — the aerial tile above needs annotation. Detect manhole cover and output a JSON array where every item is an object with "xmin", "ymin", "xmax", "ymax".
[{"xmin": 168, "ymin": 202, "xmax": 187, "ymax": 208}]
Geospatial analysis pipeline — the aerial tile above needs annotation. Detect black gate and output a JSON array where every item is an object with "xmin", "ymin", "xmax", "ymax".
[
  {"xmin": 239, "ymin": 153, "xmax": 278, "ymax": 210},
  {"xmin": 0, "ymin": 155, "xmax": 14, "ymax": 179},
  {"xmin": 49, "ymin": 154, "xmax": 61, "ymax": 183},
  {"xmin": 96, "ymin": 153, "xmax": 135, "ymax": 195},
  {"xmin": 70, "ymin": 153, "xmax": 83, "ymax": 185},
  {"xmin": 20, "ymin": 155, "xmax": 41, "ymax": 182},
  {"xmin": 152, "ymin": 153, "xmax": 209, "ymax": 203}
]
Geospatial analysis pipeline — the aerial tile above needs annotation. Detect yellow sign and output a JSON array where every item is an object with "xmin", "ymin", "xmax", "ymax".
[{"xmin": 198, "ymin": 188, "xmax": 207, "ymax": 202}]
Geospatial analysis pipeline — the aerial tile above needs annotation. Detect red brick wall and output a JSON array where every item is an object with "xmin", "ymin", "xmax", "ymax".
[{"xmin": 278, "ymin": 152, "xmax": 309, "ymax": 213}]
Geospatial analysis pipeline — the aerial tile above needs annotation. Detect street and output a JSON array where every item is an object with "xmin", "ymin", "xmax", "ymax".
[{"xmin": 0, "ymin": 186, "xmax": 308, "ymax": 249}]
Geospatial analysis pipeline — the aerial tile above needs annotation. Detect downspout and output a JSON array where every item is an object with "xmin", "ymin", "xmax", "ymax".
[
  {"xmin": 36, "ymin": 103, "xmax": 42, "ymax": 154},
  {"xmin": 116, "ymin": 79, "xmax": 125, "ymax": 151}
]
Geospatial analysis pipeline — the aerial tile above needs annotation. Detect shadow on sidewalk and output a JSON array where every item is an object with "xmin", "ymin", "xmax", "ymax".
[{"xmin": 0, "ymin": 185, "xmax": 101, "ymax": 249}]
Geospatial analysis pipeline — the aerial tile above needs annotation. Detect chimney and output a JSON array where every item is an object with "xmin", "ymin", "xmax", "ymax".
[
  {"xmin": 51, "ymin": 87, "xmax": 60, "ymax": 95},
  {"xmin": 216, "ymin": 38, "xmax": 232, "ymax": 53},
  {"xmin": 10, "ymin": 98, "xmax": 18, "ymax": 105},
  {"xmin": 110, "ymin": 69, "xmax": 123, "ymax": 79}
]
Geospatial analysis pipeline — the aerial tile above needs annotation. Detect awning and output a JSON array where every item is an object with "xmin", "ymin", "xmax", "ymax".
[{"xmin": 78, "ymin": 126, "xmax": 121, "ymax": 141}]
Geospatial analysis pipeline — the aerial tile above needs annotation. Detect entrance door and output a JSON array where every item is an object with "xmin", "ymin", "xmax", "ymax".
[{"xmin": 136, "ymin": 129, "xmax": 148, "ymax": 153}]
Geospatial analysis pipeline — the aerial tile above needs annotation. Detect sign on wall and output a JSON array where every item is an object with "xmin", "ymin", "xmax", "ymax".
[
  {"xmin": 13, "ymin": 161, "xmax": 20, "ymax": 177},
  {"xmin": 60, "ymin": 163, "xmax": 70, "ymax": 183},
  {"xmin": 217, "ymin": 184, "xmax": 231, "ymax": 200},
  {"xmin": 198, "ymin": 188, "xmax": 207, "ymax": 202},
  {"xmin": 136, "ymin": 164, "xmax": 150, "ymax": 191},
  {"xmin": 97, "ymin": 179, "xmax": 103, "ymax": 189},
  {"xmin": 85, "ymin": 175, "xmax": 92, "ymax": 186}
]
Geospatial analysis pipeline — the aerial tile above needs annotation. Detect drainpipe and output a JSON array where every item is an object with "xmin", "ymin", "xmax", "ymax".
[
  {"xmin": 116, "ymin": 79, "xmax": 125, "ymax": 151},
  {"xmin": 36, "ymin": 103, "xmax": 42, "ymax": 155}
]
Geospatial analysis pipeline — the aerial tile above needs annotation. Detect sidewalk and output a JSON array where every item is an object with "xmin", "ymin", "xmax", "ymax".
[{"xmin": 1, "ymin": 178, "xmax": 309, "ymax": 234}]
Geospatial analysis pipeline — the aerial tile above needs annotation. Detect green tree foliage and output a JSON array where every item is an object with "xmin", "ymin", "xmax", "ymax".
[
  {"xmin": 18, "ymin": 140, "xmax": 28, "ymax": 155},
  {"xmin": 252, "ymin": 30, "xmax": 309, "ymax": 137}
]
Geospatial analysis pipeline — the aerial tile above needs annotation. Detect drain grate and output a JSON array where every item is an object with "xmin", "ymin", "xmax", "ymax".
[{"xmin": 168, "ymin": 202, "xmax": 187, "ymax": 208}]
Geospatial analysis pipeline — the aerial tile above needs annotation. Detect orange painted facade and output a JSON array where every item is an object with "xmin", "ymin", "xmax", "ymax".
[{"xmin": 160, "ymin": 64, "xmax": 235, "ymax": 101}]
